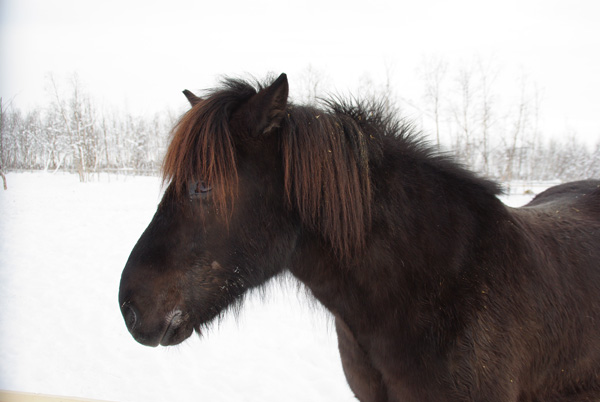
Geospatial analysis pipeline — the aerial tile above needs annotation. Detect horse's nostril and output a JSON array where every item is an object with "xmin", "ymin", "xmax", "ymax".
[{"xmin": 122, "ymin": 303, "xmax": 138, "ymax": 331}]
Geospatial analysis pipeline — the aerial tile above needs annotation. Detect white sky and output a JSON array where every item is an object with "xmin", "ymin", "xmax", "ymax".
[{"xmin": 1, "ymin": 0, "xmax": 599, "ymax": 145}]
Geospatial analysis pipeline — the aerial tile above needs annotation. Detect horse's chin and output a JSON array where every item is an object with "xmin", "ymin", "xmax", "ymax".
[
  {"xmin": 157, "ymin": 310, "xmax": 195, "ymax": 346},
  {"xmin": 159, "ymin": 326, "xmax": 194, "ymax": 346}
]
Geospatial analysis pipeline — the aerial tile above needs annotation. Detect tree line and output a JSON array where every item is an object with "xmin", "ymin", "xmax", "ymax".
[
  {"xmin": 1, "ymin": 67, "xmax": 598, "ymax": 184},
  {"xmin": 0, "ymin": 74, "xmax": 177, "ymax": 182},
  {"xmin": 415, "ymin": 57, "xmax": 599, "ymax": 183}
]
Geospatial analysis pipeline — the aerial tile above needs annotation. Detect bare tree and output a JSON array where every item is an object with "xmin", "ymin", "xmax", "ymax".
[
  {"xmin": 48, "ymin": 73, "xmax": 98, "ymax": 182},
  {"xmin": 0, "ymin": 97, "xmax": 8, "ymax": 189},
  {"xmin": 451, "ymin": 64, "xmax": 478, "ymax": 166},
  {"xmin": 476, "ymin": 57, "xmax": 499, "ymax": 175},
  {"xmin": 503, "ymin": 72, "xmax": 532, "ymax": 182},
  {"xmin": 589, "ymin": 142, "xmax": 600, "ymax": 178},
  {"xmin": 298, "ymin": 64, "xmax": 327, "ymax": 105},
  {"xmin": 0, "ymin": 98, "xmax": 5, "ymax": 169},
  {"xmin": 420, "ymin": 57, "xmax": 447, "ymax": 149}
]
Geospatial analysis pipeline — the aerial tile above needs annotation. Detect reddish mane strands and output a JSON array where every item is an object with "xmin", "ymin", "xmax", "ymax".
[
  {"xmin": 162, "ymin": 76, "xmax": 375, "ymax": 260},
  {"xmin": 162, "ymin": 88, "xmax": 252, "ymax": 215},
  {"xmin": 282, "ymin": 106, "xmax": 372, "ymax": 261}
]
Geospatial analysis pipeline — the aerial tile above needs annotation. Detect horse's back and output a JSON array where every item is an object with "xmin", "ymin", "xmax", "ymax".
[
  {"xmin": 525, "ymin": 180, "xmax": 600, "ymax": 216},
  {"xmin": 517, "ymin": 180, "xmax": 600, "ymax": 259}
]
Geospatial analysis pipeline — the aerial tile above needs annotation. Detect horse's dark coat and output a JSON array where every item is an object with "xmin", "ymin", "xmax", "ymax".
[{"xmin": 119, "ymin": 74, "xmax": 600, "ymax": 401}]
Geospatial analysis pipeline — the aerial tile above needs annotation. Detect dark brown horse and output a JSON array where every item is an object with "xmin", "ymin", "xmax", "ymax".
[{"xmin": 119, "ymin": 74, "xmax": 600, "ymax": 401}]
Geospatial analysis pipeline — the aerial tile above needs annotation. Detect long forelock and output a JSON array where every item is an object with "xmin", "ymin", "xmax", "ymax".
[{"xmin": 161, "ymin": 80, "xmax": 258, "ymax": 212}]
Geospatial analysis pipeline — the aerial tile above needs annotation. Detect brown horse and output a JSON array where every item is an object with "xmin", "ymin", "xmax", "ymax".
[{"xmin": 119, "ymin": 74, "xmax": 600, "ymax": 401}]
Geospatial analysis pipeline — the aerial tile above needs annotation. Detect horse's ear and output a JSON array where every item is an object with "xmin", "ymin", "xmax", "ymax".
[
  {"xmin": 182, "ymin": 89, "xmax": 202, "ymax": 106},
  {"xmin": 243, "ymin": 73, "xmax": 289, "ymax": 136}
]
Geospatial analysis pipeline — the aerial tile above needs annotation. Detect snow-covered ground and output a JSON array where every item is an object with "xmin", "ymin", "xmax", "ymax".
[{"xmin": 0, "ymin": 172, "xmax": 545, "ymax": 402}]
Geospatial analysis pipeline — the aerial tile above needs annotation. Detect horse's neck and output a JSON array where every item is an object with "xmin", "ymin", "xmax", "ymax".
[{"xmin": 289, "ymin": 149, "xmax": 508, "ymax": 330}]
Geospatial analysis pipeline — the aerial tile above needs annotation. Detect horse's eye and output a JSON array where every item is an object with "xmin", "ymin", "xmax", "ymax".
[{"xmin": 188, "ymin": 181, "xmax": 212, "ymax": 199}]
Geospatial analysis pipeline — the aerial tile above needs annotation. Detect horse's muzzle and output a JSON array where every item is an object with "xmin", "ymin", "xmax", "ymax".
[{"xmin": 120, "ymin": 301, "xmax": 193, "ymax": 347}]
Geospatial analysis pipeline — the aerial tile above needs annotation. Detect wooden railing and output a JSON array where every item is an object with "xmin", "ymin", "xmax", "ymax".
[{"xmin": 0, "ymin": 391, "xmax": 113, "ymax": 402}]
